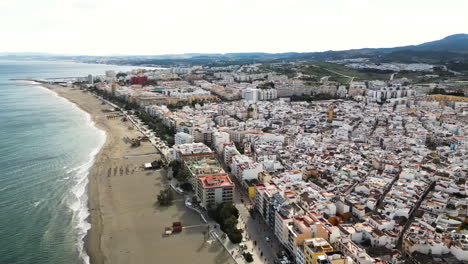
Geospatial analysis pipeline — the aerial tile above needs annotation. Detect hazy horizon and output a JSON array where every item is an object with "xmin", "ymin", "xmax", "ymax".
[{"xmin": 1, "ymin": 0, "xmax": 467, "ymax": 56}]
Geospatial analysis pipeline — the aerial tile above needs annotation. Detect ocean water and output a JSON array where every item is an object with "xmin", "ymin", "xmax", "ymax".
[{"xmin": 0, "ymin": 60, "xmax": 144, "ymax": 264}]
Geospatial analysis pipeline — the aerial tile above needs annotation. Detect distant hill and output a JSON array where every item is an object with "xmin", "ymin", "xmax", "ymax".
[
  {"xmin": 135, "ymin": 34, "xmax": 468, "ymax": 65},
  {"xmin": 289, "ymin": 34, "xmax": 468, "ymax": 63},
  {"xmin": 2, "ymin": 34, "xmax": 468, "ymax": 66},
  {"xmin": 379, "ymin": 34, "xmax": 468, "ymax": 53}
]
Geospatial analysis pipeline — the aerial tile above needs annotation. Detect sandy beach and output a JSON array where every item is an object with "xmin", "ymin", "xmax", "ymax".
[{"xmin": 43, "ymin": 84, "xmax": 234, "ymax": 264}]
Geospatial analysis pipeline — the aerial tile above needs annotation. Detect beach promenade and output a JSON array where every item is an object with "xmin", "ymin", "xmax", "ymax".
[{"xmin": 43, "ymin": 85, "xmax": 234, "ymax": 264}]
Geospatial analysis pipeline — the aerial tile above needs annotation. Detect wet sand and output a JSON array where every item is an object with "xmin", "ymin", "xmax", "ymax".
[{"xmin": 43, "ymin": 85, "xmax": 234, "ymax": 264}]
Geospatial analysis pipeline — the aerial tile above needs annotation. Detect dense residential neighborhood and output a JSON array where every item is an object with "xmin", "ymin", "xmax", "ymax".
[{"xmin": 67, "ymin": 60, "xmax": 467, "ymax": 264}]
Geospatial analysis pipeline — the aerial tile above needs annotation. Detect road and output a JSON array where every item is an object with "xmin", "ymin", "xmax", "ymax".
[
  {"xmin": 373, "ymin": 169, "xmax": 401, "ymax": 213},
  {"xmin": 397, "ymin": 181, "xmax": 435, "ymax": 250},
  {"xmin": 234, "ymin": 185, "xmax": 281, "ymax": 264},
  {"xmin": 310, "ymin": 64, "xmax": 354, "ymax": 83},
  {"xmin": 94, "ymin": 93, "xmax": 171, "ymax": 162},
  {"xmin": 218, "ymin": 155, "xmax": 281, "ymax": 264}
]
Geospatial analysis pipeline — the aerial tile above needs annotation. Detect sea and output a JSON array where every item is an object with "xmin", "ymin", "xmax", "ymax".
[{"xmin": 0, "ymin": 60, "xmax": 146, "ymax": 264}]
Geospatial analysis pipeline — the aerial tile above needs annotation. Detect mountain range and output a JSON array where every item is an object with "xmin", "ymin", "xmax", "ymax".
[{"xmin": 2, "ymin": 34, "xmax": 468, "ymax": 67}]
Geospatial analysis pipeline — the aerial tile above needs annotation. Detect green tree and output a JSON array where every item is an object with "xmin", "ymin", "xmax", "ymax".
[
  {"xmin": 228, "ymin": 229, "xmax": 243, "ymax": 244},
  {"xmin": 208, "ymin": 202, "xmax": 242, "ymax": 243},
  {"xmin": 175, "ymin": 169, "xmax": 190, "ymax": 182},
  {"xmin": 220, "ymin": 203, "xmax": 239, "ymax": 220},
  {"xmin": 243, "ymin": 252, "xmax": 254, "ymax": 263},
  {"xmin": 425, "ymin": 136, "xmax": 437, "ymax": 151},
  {"xmin": 170, "ymin": 160, "xmax": 181, "ymax": 176},
  {"xmin": 223, "ymin": 216, "xmax": 238, "ymax": 233},
  {"xmin": 446, "ymin": 203, "xmax": 456, "ymax": 210},
  {"xmin": 170, "ymin": 160, "xmax": 190, "ymax": 182},
  {"xmin": 157, "ymin": 188, "xmax": 174, "ymax": 206},
  {"xmin": 179, "ymin": 182, "xmax": 193, "ymax": 191},
  {"xmin": 116, "ymin": 72, "xmax": 127, "ymax": 79}
]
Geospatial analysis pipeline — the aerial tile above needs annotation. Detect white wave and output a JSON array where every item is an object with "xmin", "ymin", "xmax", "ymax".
[
  {"xmin": 58, "ymin": 176, "xmax": 70, "ymax": 182},
  {"xmin": 67, "ymin": 167, "xmax": 80, "ymax": 174},
  {"xmin": 68, "ymin": 126, "xmax": 106, "ymax": 264},
  {"xmin": 32, "ymin": 80, "xmax": 107, "ymax": 264},
  {"xmin": 33, "ymin": 200, "xmax": 42, "ymax": 208}
]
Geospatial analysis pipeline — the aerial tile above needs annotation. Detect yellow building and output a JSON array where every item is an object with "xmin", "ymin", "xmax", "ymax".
[
  {"xmin": 317, "ymin": 251, "xmax": 349, "ymax": 264},
  {"xmin": 287, "ymin": 217, "xmax": 313, "ymax": 255},
  {"xmin": 303, "ymin": 237, "xmax": 334, "ymax": 264},
  {"xmin": 248, "ymin": 185, "xmax": 255, "ymax": 198},
  {"xmin": 327, "ymin": 104, "xmax": 334, "ymax": 122}
]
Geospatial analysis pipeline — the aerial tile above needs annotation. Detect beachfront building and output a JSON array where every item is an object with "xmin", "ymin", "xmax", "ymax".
[
  {"xmin": 172, "ymin": 142, "xmax": 214, "ymax": 161},
  {"xmin": 196, "ymin": 175, "xmax": 234, "ymax": 209},
  {"xmin": 184, "ymin": 157, "xmax": 234, "ymax": 209}
]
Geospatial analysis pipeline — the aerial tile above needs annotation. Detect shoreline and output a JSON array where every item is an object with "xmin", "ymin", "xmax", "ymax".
[
  {"xmin": 40, "ymin": 84, "xmax": 234, "ymax": 264},
  {"xmin": 40, "ymin": 83, "xmax": 109, "ymax": 264}
]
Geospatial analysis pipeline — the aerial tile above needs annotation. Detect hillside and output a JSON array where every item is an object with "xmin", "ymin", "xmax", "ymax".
[
  {"xmin": 2, "ymin": 34, "xmax": 468, "ymax": 67},
  {"xmin": 381, "ymin": 34, "xmax": 468, "ymax": 53}
]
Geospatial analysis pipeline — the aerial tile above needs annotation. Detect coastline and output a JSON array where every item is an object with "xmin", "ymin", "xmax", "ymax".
[
  {"xmin": 40, "ymin": 83, "xmax": 109, "ymax": 264},
  {"xmin": 41, "ymin": 84, "xmax": 234, "ymax": 264}
]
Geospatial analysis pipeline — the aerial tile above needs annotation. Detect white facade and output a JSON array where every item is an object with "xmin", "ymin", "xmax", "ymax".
[
  {"xmin": 242, "ymin": 88, "xmax": 259, "ymax": 103},
  {"xmin": 196, "ymin": 176, "xmax": 234, "ymax": 209},
  {"xmin": 224, "ymin": 145, "xmax": 240, "ymax": 165},
  {"xmin": 258, "ymin": 89, "xmax": 278, "ymax": 101},
  {"xmin": 213, "ymin": 131, "xmax": 230, "ymax": 154},
  {"xmin": 231, "ymin": 155, "xmax": 264, "ymax": 181},
  {"xmin": 280, "ymin": 170, "xmax": 303, "ymax": 182},
  {"xmin": 175, "ymin": 132, "xmax": 194, "ymax": 145}
]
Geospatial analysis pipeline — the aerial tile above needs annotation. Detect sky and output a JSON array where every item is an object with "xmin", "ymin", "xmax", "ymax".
[{"xmin": 0, "ymin": 0, "xmax": 467, "ymax": 56}]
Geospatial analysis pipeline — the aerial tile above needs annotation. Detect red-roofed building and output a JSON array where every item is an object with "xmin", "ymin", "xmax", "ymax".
[
  {"xmin": 196, "ymin": 175, "xmax": 234, "ymax": 209},
  {"xmin": 130, "ymin": 76, "xmax": 148, "ymax": 85}
]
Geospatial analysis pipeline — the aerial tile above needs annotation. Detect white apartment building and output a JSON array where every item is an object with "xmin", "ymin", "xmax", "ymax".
[
  {"xmin": 175, "ymin": 132, "xmax": 194, "ymax": 145},
  {"xmin": 231, "ymin": 155, "xmax": 264, "ymax": 181},
  {"xmin": 258, "ymin": 88, "xmax": 278, "ymax": 101},
  {"xmin": 224, "ymin": 145, "xmax": 240, "ymax": 165},
  {"xmin": 212, "ymin": 131, "xmax": 230, "ymax": 154},
  {"xmin": 196, "ymin": 175, "xmax": 234, "ymax": 209},
  {"xmin": 242, "ymin": 88, "xmax": 259, "ymax": 103}
]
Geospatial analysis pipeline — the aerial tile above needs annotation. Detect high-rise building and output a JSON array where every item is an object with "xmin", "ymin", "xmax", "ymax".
[
  {"xmin": 87, "ymin": 74, "xmax": 94, "ymax": 85},
  {"xmin": 242, "ymin": 88, "xmax": 259, "ymax": 103},
  {"xmin": 184, "ymin": 157, "xmax": 234, "ymax": 209},
  {"xmin": 196, "ymin": 175, "xmax": 234, "ymax": 209},
  {"xmin": 258, "ymin": 88, "xmax": 278, "ymax": 101}
]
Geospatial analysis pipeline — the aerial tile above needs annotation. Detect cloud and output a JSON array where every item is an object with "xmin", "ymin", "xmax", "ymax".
[{"xmin": 0, "ymin": 0, "xmax": 466, "ymax": 55}]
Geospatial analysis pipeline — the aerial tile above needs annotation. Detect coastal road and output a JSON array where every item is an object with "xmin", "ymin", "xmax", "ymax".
[{"xmin": 94, "ymin": 94, "xmax": 171, "ymax": 162}]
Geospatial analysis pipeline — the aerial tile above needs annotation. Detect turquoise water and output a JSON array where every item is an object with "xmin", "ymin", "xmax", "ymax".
[{"xmin": 0, "ymin": 60, "xmax": 143, "ymax": 264}]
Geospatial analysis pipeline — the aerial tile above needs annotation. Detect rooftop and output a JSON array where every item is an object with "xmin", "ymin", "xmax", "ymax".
[{"xmin": 199, "ymin": 175, "xmax": 233, "ymax": 188}]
